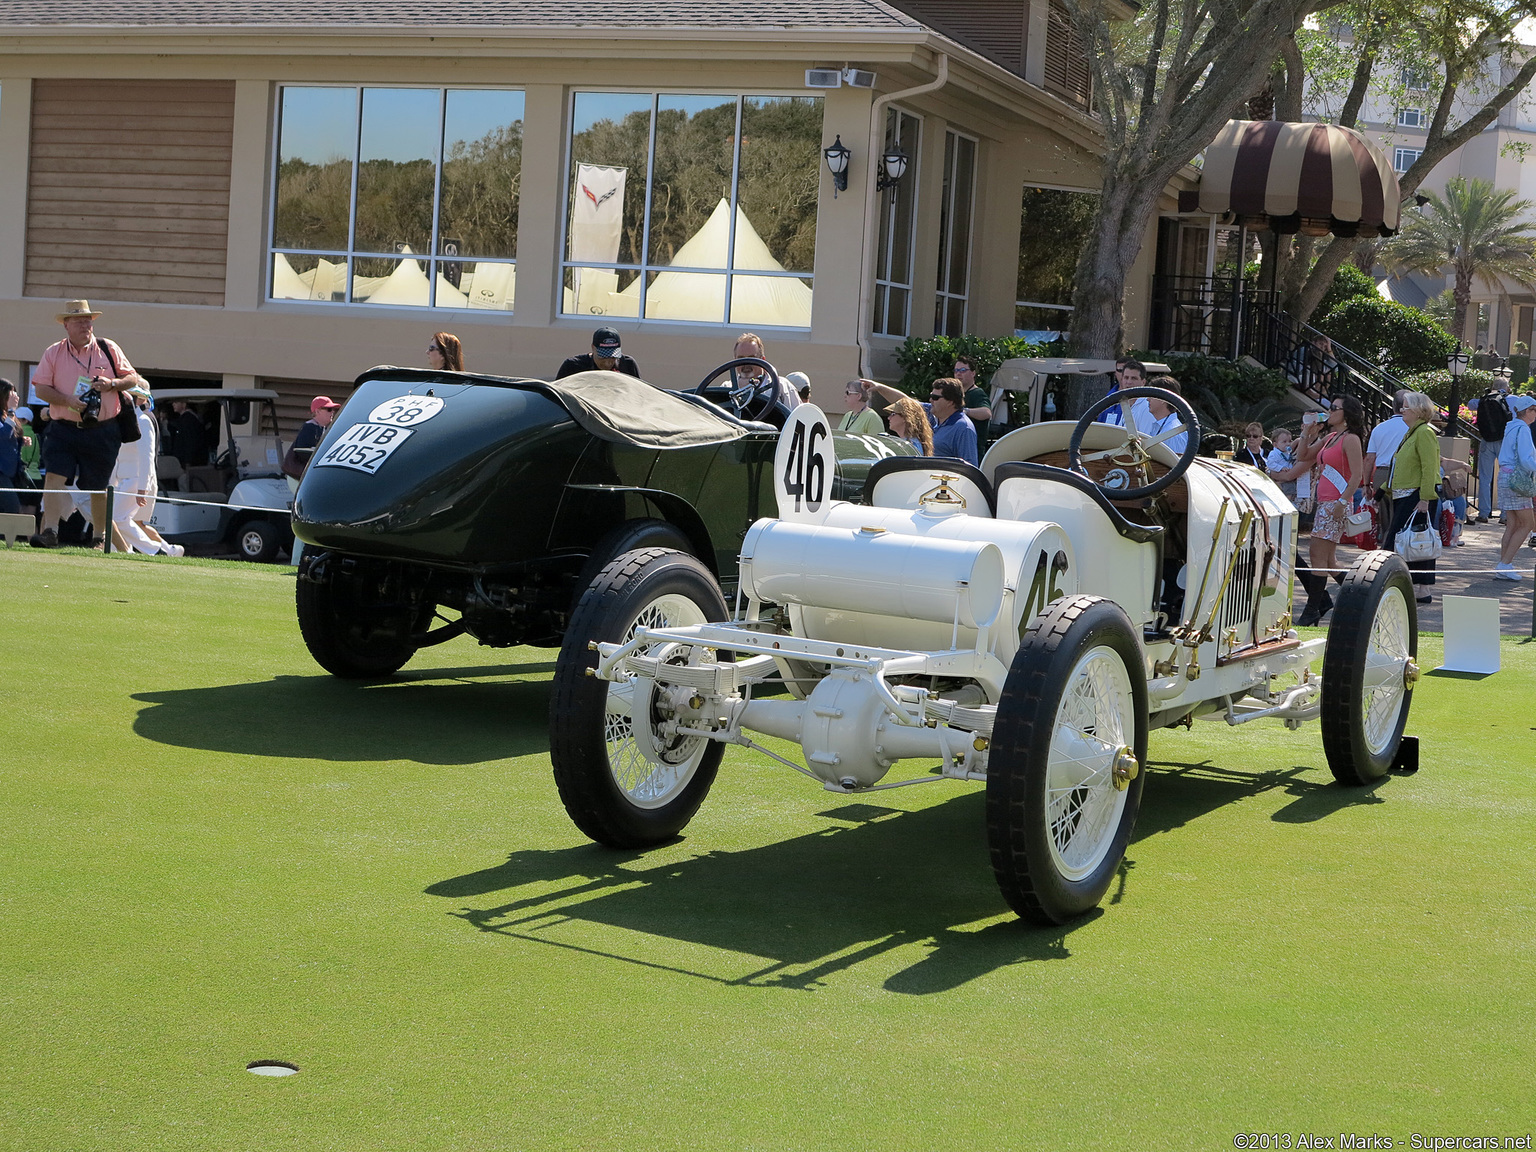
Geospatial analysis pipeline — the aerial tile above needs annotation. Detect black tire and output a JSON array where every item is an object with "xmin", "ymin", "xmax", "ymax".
[
  {"xmin": 550, "ymin": 548, "xmax": 729, "ymax": 848},
  {"xmin": 234, "ymin": 518, "xmax": 281, "ymax": 563},
  {"xmin": 987, "ymin": 595, "xmax": 1148, "ymax": 925},
  {"xmin": 295, "ymin": 554, "xmax": 419, "ymax": 679},
  {"xmin": 570, "ymin": 518, "xmax": 694, "ymax": 611},
  {"xmin": 1321, "ymin": 550, "xmax": 1418, "ymax": 785}
]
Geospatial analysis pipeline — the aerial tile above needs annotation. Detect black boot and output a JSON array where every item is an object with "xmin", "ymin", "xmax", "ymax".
[{"xmin": 1296, "ymin": 565, "xmax": 1333, "ymax": 626}]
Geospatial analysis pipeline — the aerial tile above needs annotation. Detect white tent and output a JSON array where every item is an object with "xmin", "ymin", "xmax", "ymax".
[{"xmin": 613, "ymin": 199, "xmax": 813, "ymax": 327}]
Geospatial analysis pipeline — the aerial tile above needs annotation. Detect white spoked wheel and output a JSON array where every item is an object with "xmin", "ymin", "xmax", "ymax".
[
  {"xmin": 603, "ymin": 594, "xmax": 713, "ymax": 809},
  {"xmin": 551, "ymin": 548, "xmax": 730, "ymax": 848},
  {"xmin": 988, "ymin": 595, "xmax": 1148, "ymax": 925},
  {"xmin": 1322, "ymin": 551, "xmax": 1419, "ymax": 785},
  {"xmin": 1045, "ymin": 646, "xmax": 1136, "ymax": 881}
]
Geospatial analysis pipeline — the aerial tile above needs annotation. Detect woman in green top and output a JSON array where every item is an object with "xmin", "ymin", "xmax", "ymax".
[
  {"xmin": 839, "ymin": 380, "xmax": 886, "ymax": 436},
  {"xmin": 1385, "ymin": 391, "xmax": 1441, "ymax": 603}
]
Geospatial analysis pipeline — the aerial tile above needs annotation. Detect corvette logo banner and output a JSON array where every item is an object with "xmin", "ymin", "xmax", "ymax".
[{"xmin": 569, "ymin": 163, "xmax": 627, "ymax": 315}]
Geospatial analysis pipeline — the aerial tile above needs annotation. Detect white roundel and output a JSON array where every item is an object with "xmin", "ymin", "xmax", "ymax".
[
  {"xmin": 367, "ymin": 395, "xmax": 445, "ymax": 427},
  {"xmin": 773, "ymin": 404, "xmax": 836, "ymax": 522}
]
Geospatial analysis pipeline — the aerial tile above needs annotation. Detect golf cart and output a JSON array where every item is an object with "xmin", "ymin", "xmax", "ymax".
[
  {"xmin": 556, "ymin": 387, "xmax": 1421, "ymax": 925},
  {"xmin": 148, "ymin": 388, "xmax": 294, "ymax": 562}
]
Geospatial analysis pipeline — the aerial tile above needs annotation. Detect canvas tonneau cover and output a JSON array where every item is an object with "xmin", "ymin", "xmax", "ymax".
[{"xmin": 531, "ymin": 370, "xmax": 751, "ymax": 448}]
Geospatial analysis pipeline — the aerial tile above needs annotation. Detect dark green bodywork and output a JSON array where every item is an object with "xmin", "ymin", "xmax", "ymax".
[{"xmin": 293, "ymin": 367, "xmax": 910, "ymax": 647}]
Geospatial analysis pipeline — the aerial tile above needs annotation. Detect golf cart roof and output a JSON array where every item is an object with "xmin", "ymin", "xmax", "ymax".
[
  {"xmin": 991, "ymin": 358, "xmax": 1173, "ymax": 391},
  {"xmin": 152, "ymin": 388, "xmax": 280, "ymax": 402}
]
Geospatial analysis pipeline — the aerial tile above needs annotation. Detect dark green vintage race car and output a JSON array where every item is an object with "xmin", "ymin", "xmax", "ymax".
[{"xmin": 292, "ymin": 358, "xmax": 912, "ymax": 676}]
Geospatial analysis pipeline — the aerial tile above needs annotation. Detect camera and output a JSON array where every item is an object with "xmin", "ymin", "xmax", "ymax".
[{"xmin": 79, "ymin": 388, "xmax": 103, "ymax": 428}]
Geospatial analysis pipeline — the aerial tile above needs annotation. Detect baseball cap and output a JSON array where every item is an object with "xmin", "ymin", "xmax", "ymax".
[
  {"xmin": 310, "ymin": 396, "xmax": 342, "ymax": 414},
  {"xmin": 592, "ymin": 326, "xmax": 622, "ymax": 356},
  {"xmin": 15, "ymin": 406, "xmax": 32, "ymax": 421},
  {"xmin": 1507, "ymin": 394, "xmax": 1536, "ymax": 414}
]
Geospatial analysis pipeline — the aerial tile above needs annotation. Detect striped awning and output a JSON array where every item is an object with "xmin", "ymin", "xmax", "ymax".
[{"xmin": 1177, "ymin": 120, "xmax": 1402, "ymax": 237}]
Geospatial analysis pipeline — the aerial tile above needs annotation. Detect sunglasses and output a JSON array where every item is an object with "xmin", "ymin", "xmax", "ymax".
[
  {"xmin": 427, "ymin": 344, "xmax": 442, "ymax": 353},
  {"xmin": 845, "ymin": 390, "xmax": 861, "ymax": 396}
]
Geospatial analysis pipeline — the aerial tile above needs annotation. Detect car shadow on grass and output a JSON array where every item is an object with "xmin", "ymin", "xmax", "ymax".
[
  {"xmin": 1140, "ymin": 759, "xmax": 1387, "ymax": 832},
  {"xmin": 427, "ymin": 792, "xmax": 1084, "ymax": 995},
  {"xmin": 130, "ymin": 661, "xmax": 556, "ymax": 765}
]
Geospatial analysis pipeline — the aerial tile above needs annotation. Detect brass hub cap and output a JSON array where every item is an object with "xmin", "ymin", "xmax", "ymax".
[{"xmin": 1111, "ymin": 746, "xmax": 1140, "ymax": 791}]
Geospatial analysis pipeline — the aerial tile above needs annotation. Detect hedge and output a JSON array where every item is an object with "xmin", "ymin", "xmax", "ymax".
[
  {"xmin": 893, "ymin": 334, "xmax": 1049, "ymax": 394},
  {"xmin": 1317, "ymin": 296, "xmax": 1458, "ymax": 375}
]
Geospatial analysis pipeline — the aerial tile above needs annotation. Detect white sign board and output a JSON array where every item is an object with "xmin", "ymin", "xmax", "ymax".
[
  {"xmin": 773, "ymin": 404, "xmax": 835, "ymax": 522},
  {"xmin": 1439, "ymin": 595, "xmax": 1501, "ymax": 675}
]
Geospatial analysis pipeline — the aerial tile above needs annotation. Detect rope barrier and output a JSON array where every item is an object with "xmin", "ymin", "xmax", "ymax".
[{"xmin": 0, "ymin": 486, "xmax": 290, "ymax": 517}]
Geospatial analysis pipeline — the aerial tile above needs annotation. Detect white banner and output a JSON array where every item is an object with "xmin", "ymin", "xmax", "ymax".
[{"xmin": 570, "ymin": 164, "xmax": 627, "ymax": 316}]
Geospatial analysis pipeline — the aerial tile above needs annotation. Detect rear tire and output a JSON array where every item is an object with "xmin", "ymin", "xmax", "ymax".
[
  {"xmin": 1322, "ymin": 551, "xmax": 1418, "ymax": 784},
  {"xmin": 987, "ymin": 595, "xmax": 1148, "ymax": 925},
  {"xmin": 570, "ymin": 518, "xmax": 694, "ymax": 610},
  {"xmin": 550, "ymin": 548, "xmax": 729, "ymax": 848},
  {"xmin": 235, "ymin": 518, "xmax": 281, "ymax": 563},
  {"xmin": 296, "ymin": 554, "xmax": 420, "ymax": 679}
]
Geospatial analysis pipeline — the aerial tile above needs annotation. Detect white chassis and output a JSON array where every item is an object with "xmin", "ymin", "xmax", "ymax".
[{"xmin": 554, "ymin": 399, "xmax": 1421, "ymax": 924}]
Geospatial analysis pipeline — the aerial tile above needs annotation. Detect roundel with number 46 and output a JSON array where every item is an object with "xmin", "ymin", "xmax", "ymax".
[{"xmin": 773, "ymin": 405, "xmax": 835, "ymax": 522}]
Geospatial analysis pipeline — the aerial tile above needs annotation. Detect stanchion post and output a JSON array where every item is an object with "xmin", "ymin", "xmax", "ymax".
[
  {"xmin": 1531, "ymin": 567, "xmax": 1535, "ymax": 638},
  {"xmin": 102, "ymin": 486, "xmax": 113, "ymax": 554}
]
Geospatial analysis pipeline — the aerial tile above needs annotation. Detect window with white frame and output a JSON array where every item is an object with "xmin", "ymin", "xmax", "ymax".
[
  {"xmin": 872, "ymin": 108, "xmax": 921, "ymax": 338},
  {"xmin": 561, "ymin": 92, "xmax": 822, "ymax": 328},
  {"xmin": 1397, "ymin": 107, "xmax": 1427, "ymax": 128},
  {"xmin": 269, "ymin": 86, "xmax": 524, "ymax": 310},
  {"xmin": 1394, "ymin": 147, "xmax": 1423, "ymax": 173},
  {"xmin": 933, "ymin": 130, "xmax": 977, "ymax": 336},
  {"xmin": 1399, "ymin": 66, "xmax": 1432, "ymax": 91}
]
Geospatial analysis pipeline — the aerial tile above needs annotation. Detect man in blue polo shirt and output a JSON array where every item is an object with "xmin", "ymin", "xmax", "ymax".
[
  {"xmin": 869, "ymin": 377, "xmax": 979, "ymax": 466},
  {"xmin": 1099, "ymin": 357, "xmax": 1144, "ymax": 426}
]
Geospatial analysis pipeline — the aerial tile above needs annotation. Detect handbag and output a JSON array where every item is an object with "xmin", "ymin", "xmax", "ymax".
[
  {"xmin": 1395, "ymin": 509, "xmax": 1443, "ymax": 563},
  {"xmin": 1509, "ymin": 467, "xmax": 1536, "ymax": 498},
  {"xmin": 1343, "ymin": 506, "xmax": 1373, "ymax": 534}
]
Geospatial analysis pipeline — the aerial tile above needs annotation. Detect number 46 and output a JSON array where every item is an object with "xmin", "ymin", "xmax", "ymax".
[{"xmin": 782, "ymin": 420, "xmax": 827, "ymax": 513}]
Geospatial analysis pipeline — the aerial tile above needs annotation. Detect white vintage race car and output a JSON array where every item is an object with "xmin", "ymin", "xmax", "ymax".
[{"xmin": 549, "ymin": 387, "xmax": 1421, "ymax": 924}]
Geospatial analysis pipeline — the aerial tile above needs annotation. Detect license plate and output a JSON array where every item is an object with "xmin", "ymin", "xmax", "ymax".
[{"xmin": 312, "ymin": 422, "xmax": 415, "ymax": 475}]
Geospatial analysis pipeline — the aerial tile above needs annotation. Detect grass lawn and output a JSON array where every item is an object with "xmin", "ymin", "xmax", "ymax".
[{"xmin": 2, "ymin": 550, "xmax": 1533, "ymax": 1151}]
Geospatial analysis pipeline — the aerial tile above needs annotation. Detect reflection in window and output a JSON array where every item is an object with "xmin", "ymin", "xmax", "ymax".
[
  {"xmin": 269, "ymin": 86, "xmax": 524, "ymax": 310},
  {"xmin": 872, "ymin": 108, "xmax": 920, "ymax": 337},
  {"xmin": 563, "ymin": 92, "xmax": 821, "ymax": 327},
  {"xmin": 934, "ymin": 130, "xmax": 976, "ymax": 336}
]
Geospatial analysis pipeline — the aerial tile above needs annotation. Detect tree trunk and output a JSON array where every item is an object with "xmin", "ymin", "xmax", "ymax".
[
  {"xmin": 1064, "ymin": 175, "xmax": 1164, "ymax": 415},
  {"xmin": 1452, "ymin": 264, "xmax": 1473, "ymax": 344},
  {"xmin": 1289, "ymin": 235, "xmax": 1359, "ymax": 326}
]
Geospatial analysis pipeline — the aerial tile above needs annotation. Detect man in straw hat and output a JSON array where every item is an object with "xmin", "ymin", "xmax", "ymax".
[{"xmin": 28, "ymin": 299, "xmax": 146, "ymax": 548}]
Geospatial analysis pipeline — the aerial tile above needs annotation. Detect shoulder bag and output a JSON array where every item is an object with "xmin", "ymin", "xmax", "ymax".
[
  {"xmin": 98, "ymin": 339, "xmax": 142, "ymax": 444},
  {"xmin": 1395, "ymin": 508, "xmax": 1443, "ymax": 562}
]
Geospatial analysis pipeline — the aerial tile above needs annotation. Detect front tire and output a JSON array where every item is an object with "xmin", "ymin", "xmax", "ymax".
[
  {"xmin": 235, "ymin": 518, "xmax": 281, "ymax": 563},
  {"xmin": 550, "ymin": 548, "xmax": 729, "ymax": 848},
  {"xmin": 1322, "ymin": 551, "xmax": 1418, "ymax": 784},
  {"xmin": 987, "ymin": 596, "xmax": 1148, "ymax": 925},
  {"xmin": 296, "ymin": 554, "xmax": 420, "ymax": 679}
]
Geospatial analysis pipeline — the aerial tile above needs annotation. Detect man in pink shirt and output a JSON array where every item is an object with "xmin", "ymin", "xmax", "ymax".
[{"xmin": 30, "ymin": 299, "xmax": 147, "ymax": 548}]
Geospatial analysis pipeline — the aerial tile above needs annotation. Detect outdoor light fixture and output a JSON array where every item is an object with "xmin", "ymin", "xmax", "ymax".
[
  {"xmin": 1447, "ymin": 347, "xmax": 1470, "ymax": 435},
  {"xmin": 876, "ymin": 148, "xmax": 909, "ymax": 192},
  {"xmin": 823, "ymin": 135, "xmax": 851, "ymax": 195}
]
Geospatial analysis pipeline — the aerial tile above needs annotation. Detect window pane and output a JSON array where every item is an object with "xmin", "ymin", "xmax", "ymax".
[
  {"xmin": 273, "ymin": 87, "xmax": 356, "ymax": 251},
  {"xmin": 644, "ymin": 269, "xmax": 727, "ymax": 322},
  {"xmin": 355, "ymin": 88, "xmax": 439, "ymax": 255},
  {"xmin": 886, "ymin": 286, "xmax": 909, "ymax": 337},
  {"xmin": 440, "ymin": 89, "xmax": 523, "ymax": 259},
  {"xmin": 445, "ymin": 259, "xmax": 516, "ymax": 311},
  {"xmin": 946, "ymin": 136, "xmax": 976, "ymax": 295},
  {"xmin": 564, "ymin": 265, "xmax": 641, "ymax": 318},
  {"xmin": 735, "ymin": 96, "xmax": 822, "ymax": 274},
  {"xmin": 729, "ymin": 274, "xmax": 813, "ymax": 328},
  {"xmin": 648, "ymin": 95, "xmax": 736, "ymax": 268},
  {"xmin": 568, "ymin": 93, "xmax": 652, "ymax": 267},
  {"xmin": 352, "ymin": 255, "xmax": 430, "ymax": 307},
  {"xmin": 272, "ymin": 252, "xmax": 345, "ymax": 302}
]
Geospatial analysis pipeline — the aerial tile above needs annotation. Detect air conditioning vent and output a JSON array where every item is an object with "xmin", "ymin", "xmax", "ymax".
[{"xmin": 805, "ymin": 69, "xmax": 843, "ymax": 89}]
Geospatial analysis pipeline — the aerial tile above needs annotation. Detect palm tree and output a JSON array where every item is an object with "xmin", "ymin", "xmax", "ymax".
[{"xmin": 1386, "ymin": 176, "xmax": 1536, "ymax": 342}]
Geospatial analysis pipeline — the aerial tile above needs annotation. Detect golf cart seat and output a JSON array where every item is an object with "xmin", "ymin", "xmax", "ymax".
[
  {"xmin": 862, "ymin": 456, "xmax": 996, "ymax": 517},
  {"xmin": 156, "ymin": 454, "xmax": 185, "ymax": 491}
]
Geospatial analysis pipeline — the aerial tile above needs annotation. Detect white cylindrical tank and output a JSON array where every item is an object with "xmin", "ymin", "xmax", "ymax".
[{"xmin": 741, "ymin": 519, "xmax": 1006, "ymax": 629}]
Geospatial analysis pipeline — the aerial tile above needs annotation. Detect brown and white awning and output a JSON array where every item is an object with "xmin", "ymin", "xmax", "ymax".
[{"xmin": 1177, "ymin": 120, "xmax": 1402, "ymax": 237}]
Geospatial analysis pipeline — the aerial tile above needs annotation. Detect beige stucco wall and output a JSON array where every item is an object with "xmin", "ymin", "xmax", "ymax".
[{"xmin": 0, "ymin": 36, "xmax": 1108, "ymax": 406}]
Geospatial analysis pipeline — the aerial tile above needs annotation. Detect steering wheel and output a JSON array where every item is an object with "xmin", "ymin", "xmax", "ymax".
[
  {"xmin": 694, "ymin": 357, "xmax": 784, "ymax": 423},
  {"xmin": 1067, "ymin": 385, "xmax": 1202, "ymax": 500}
]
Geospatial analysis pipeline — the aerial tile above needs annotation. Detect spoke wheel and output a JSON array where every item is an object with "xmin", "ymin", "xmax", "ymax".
[
  {"xmin": 1322, "ymin": 551, "xmax": 1419, "ymax": 784},
  {"xmin": 551, "ymin": 548, "xmax": 729, "ymax": 847},
  {"xmin": 987, "ymin": 595, "xmax": 1148, "ymax": 925}
]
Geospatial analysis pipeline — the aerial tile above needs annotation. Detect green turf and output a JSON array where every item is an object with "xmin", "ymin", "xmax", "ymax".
[{"xmin": 3, "ymin": 550, "xmax": 1533, "ymax": 1151}]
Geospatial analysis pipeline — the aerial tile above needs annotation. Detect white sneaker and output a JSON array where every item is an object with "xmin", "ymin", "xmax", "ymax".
[
  {"xmin": 166, "ymin": 543, "xmax": 185, "ymax": 558},
  {"xmin": 1494, "ymin": 563, "xmax": 1522, "ymax": 580}
]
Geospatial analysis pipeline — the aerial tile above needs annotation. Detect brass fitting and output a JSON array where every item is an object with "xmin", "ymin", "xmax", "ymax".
[{"xmin": 1111, "ymin": 746, "xmax": 1140, "ymax": 790}]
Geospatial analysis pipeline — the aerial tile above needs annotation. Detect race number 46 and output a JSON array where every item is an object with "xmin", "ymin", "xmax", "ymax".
[{"xmin": 773, "ymin": 405, "xmax": 834, "ymax": 520}]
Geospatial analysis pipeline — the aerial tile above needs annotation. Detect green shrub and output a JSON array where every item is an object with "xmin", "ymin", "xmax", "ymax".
[
  {"xmin": 1150, "ymin": 351, "xmax": 1291, "ymax": 402},
  {"xmin": 893, "ymin": 334, "xmax": 1046, "ymax": 394},
  {"xmin": 1398, "ymin": 368, "xmax": 1501, "ymax": 408},
  {"xmin": 1313, "ymin": 263, "xmax": 1380, "ymax": 321},
  {"xmin": 1317, "ymin": 297, "xmax": 1458, "ymax": 375}
]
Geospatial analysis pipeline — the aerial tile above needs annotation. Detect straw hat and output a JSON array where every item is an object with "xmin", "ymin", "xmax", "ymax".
[{"xmin": 56, "ymin": 299, "xmax": 102, "ymax": 322}]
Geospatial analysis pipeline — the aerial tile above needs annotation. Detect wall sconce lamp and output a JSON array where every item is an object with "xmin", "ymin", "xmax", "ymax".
[
  {"xmin": 876, "ymin": 148, "xmax": 909, "ymax": 192},
  {"xmin": 824, "ymin": 135, "xmax": 851, "ymax": 196}
]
